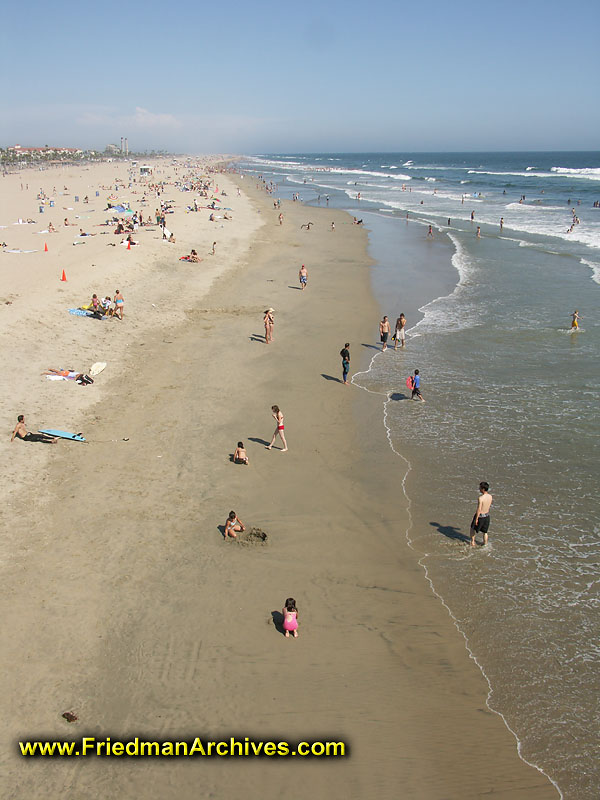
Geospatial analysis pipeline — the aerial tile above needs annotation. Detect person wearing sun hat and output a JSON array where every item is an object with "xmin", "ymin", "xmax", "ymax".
[{"xmin": 264, "ymin": 308, "xmax": 275, "ymax": 344}]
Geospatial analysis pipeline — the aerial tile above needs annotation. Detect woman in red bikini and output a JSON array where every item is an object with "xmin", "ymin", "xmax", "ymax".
[{"xmin": 267, "ymin": 405, "xmax": 288, "ymax": 451}]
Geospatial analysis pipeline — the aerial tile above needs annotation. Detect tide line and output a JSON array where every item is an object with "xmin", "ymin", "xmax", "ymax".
[{"xmin": 350, "ymin": 352, "xmax": 563, "ymax": 799}]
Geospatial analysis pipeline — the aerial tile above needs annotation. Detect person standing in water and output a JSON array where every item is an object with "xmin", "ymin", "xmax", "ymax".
[
  {"xmin": 571, "ymin": 309, "xmax": 582, "ymax": 329},
  {"xmin": 500, "ymin": 217, "xmax": 504, "ymax": 232},
  {"xmin": 394, "ymin": 314, "xmax": 406, "ymax": 350},
  {"xmin": 470, "ymin": 482, "xmax": 493, "ymax": 547},
  {"xmin": 267, "ymin": 405, "xmax": 288, "ymax": 451},
  {"xmin": 409, "ymin": 369, "xmax": 425, "ymax": 401},
  {"xmin": 379, "ymin": 316, "xmax": 391, "ymax": 351}
]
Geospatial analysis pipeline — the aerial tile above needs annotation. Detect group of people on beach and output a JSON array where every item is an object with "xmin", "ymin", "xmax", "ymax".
[{"xmin": 87, "ymin": 291, "xmax": 124, "ymax": 320}]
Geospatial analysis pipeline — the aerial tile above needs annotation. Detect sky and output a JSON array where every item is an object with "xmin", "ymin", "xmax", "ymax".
[{"xmin": 2, "ymin": 0, "xmax": 599, "ymax": 154}]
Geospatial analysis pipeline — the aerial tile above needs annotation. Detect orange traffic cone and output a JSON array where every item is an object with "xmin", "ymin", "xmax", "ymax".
[
  {"xmin": 44, "ymin": 242, "xmax": 48, "ymax": 252},
  {"xmin": 61, "ymin": 270, "xmax": 67, "ymax": 282},
  {"xmin": 127, "ymin": 239, "xmax": 131, "ymax": 250}
]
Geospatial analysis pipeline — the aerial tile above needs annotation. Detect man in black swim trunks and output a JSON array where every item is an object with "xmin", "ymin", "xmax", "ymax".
[
  {"xmin": 11, "ymin": 415, "xmax": 57, "ymax": 443},
  {"xmin": 470, "ymin": 481, "xmax": 492, "ymax": 547}
]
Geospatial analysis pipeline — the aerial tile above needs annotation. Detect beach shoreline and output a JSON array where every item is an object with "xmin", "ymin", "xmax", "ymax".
[{"xmin": 1, "ymin": 164, "xmax": 558, "ymax": 798}]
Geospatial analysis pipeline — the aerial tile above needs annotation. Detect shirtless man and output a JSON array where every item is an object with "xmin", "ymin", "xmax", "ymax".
[
  {"xmin": 394, "ymin": 313, "xmax": 406, "ymax": 350},
  {"xmin": 11, "ymin": 415, "xmax": 57, "ymax": 443},
  {"xmin": 299, "ymin": 263, "xmax": 308, "ymax": 290},
  {"xmin": 470, "ymin": 482, "xmax": 493, "ymax": 547},
  {"xmin": 379, "ymin": 315, "xmax": 391, "ymax": 351}
]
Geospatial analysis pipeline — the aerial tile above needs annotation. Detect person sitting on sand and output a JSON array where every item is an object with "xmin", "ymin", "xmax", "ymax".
[
  {"xmin": 224, "ymin": 510, "xmax": 245, "ymax": 539},
  {"xmin": 233, "ymin": 442, "xmax": 249, "ymax": 465},
  {"xmin": 168, "ymin": 233, "xmax": 176, "ymax": 243},
  {"xmin": 11, "ymin": 415, "xmax": 57, "ymax": 444},
  {"xmin": 189, "ymin": 249, "xmax": 201, "ymax": 262},
  {"xmin": 48, "ymin": 221, "xmax": 56, "ymax": 233},
  {"xmin": 223, "ymin": 212, "xmax": 232, "ymax": 220}
]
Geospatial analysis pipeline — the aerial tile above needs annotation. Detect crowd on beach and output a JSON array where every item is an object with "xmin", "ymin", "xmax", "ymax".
[{"xmin": 9, "ymin": 160, "xmax": 232, "ymax": 452}]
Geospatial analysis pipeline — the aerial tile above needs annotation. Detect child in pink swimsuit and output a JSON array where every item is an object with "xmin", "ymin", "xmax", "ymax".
[{"xmin": 282, "ymin": 597, "xmax": 299, "ymax": 638}]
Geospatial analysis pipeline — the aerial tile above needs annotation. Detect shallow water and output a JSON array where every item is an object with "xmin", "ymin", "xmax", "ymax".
[{"xmin": 238, "ymin": 153, "xmax": 600, "ymax": 798}]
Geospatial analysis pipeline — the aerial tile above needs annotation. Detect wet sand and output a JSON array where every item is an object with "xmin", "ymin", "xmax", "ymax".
[{"xmin": 0, "ymin": 172, "xmax": 557, "ymax": 798}]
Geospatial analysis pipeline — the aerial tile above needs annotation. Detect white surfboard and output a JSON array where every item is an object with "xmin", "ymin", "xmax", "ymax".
[{"xmin": 89, "ymin": 362, "xmax": 107, "ymax": 376}]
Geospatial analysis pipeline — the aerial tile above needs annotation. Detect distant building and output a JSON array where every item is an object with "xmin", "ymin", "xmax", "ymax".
[
  {"xmin": 8, "ymin": 144, "xmax": 83, "ymax": 156},
  {"xmin": 105, "ymin": 143, "xmax": 121, "ymax": 154}
]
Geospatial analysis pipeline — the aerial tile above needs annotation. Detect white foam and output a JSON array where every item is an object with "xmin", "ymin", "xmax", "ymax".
[
  {"xmin": 551, "ymin": 166, "xmax": 600, "ymax": 181},
  {"xmin": 580, "ymin": 258, "xmax": 600, "ymax": 284}
]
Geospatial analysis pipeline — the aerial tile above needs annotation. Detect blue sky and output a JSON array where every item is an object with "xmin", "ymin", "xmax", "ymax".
[{"xmin": 2, "ymin": 0, "xmax": 599, "ymax": 153}]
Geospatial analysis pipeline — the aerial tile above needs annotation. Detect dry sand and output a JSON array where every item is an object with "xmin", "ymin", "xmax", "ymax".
[{"xmin": 0, "ymin": 165, "xmax": 557, "ymax": 798}]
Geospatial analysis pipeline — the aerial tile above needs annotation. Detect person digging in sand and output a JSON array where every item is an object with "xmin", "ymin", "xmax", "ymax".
[
  {"xmin": 224, "ymin": 510, "xmax": 245, "ymax": 539},
  {"xmin": 282, "ymin": 597, "xmax": 299, "ymax": 638},
  {"xmin": 233, "ymin": 442, "xmax": 249, "ymax": 464}
]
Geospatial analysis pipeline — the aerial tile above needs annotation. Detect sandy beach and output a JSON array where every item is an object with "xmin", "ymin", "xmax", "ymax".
[{"xmin": 0, "ymin": 162, "xmax": 558, "ymax": 798}]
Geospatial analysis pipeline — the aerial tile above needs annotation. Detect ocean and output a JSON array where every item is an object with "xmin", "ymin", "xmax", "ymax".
[{"xmin": 236, "ymin": 152, "xmax": 600, "ymax": 798}]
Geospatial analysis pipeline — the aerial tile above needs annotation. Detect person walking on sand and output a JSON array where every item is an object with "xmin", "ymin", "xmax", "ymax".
[
  {"xmin": 331, "ymin": 221, "xmax": 335, "ymax": 232},
  {"xmin": 570, "ymin": 309, "xmax": 582, "ymax": 329},
  {"xmin": 409, "ymin": 369, "xmax": 425, "ymax": 401},
  {"xmin": 264, "ymin": 308, "xmax": 274, "ymax": 343},
  {"xmin": 299, "ymin": 263, "xmax": 308, "ymax": 290},
  {"xmin": 379, "ymin": 315, "xmax": 391, "ymax": 351},
  {"xmin": 224, "ymin": 510, "xmax": 245, "ymax": 539},
  {"xmin": 340, "ymin": 342, "xmax": 350, "ymax": 385},
  {"xmin": 394, "ymin": 314, "xmax": 406, "ymax": 350},
  {"xmin": 282, "ymin": 597, "xmax": 299, "ymax": 638},
  {"xmin": 470, "ymin": 482, "xmax": 493, "ymax": 547},
  {"xmin": 114, "ymin": 289, "xmax": 124, "ymax": 320},
  {"xmin": 278, "ymin": 212, "xmax": 284, "ymax": 225},
  {"xmin": 267, "ymin": 405, "xmax": 287, "ymax": 451}
]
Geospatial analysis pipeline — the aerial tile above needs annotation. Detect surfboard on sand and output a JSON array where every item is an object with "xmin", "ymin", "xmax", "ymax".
[
  {"xmin": 89, "ymin": 362, "xmax": 106, "ymax": 376},
  {"xmin": 38, "ymin": 429, "xmax": 86, "ymax": 442}
]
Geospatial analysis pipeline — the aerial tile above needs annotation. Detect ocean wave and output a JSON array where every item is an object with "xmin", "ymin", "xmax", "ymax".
[
  {"xmin": 551, "ymin": 166, "xmax": 600, "ymax": 181},
  {"xmin": 328, "ymin": 168, "xmax": 412, "ymax": 181},
  {"xmin": 580, "ymin": 258, "xmax": 600, "ymax": 284},
  {"xmin": 468, "ymin": 169, "xmax": 555, "ymax": 178}
]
